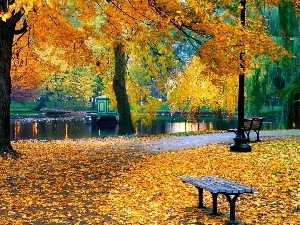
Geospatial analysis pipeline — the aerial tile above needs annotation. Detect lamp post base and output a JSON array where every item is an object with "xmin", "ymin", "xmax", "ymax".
[{"xmin": 230, "ymin": 137, "xmax": 251, "ymax": 152}]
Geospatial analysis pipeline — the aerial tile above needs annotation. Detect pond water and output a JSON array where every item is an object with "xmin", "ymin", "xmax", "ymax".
[{"xmin": 10, "ymin": 117, "xmax": 283, "ymax": 141}]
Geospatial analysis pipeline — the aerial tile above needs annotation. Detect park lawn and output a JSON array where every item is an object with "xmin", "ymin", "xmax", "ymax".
[{"xmin": 0, "ymin": 136, "xmax": 299, "ymax": 224}]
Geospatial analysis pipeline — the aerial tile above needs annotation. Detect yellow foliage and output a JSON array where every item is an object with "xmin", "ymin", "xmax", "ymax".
[
  {"xmin": 2, "ymin": 0, "xmax": 298, "ymax": 116},
  {"xmin": 168, "ymin": 56, "xmax": 238, "ymax": 115}
]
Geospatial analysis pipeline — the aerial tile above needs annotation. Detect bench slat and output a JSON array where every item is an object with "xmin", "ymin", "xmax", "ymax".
[
  {"xmin": 243, "ymin": 118, "xmax": 253, "ymax": 131},
  {"xmin": 181, "ymin": 176, "xmax": 257, "ymax": 194},
  {"xmin": 251, "ymin": 117, "xmax": 263, "ymax": 130}
]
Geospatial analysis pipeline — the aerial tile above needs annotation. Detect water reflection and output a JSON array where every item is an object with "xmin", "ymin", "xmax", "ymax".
[
  {"xmin": 32, "ymin": 122, "xmax": 38, "ymax": 137},
  {"xmin": 13, "ymin": 121, "xmax": 22, "ymax": 140},
  {"xmin": 10, "ymin": 120, "xmax": 119, "ymax": 141},
  {"xmin": 10, "ymin": 118, "xmax": 281, "ymax": 141}
]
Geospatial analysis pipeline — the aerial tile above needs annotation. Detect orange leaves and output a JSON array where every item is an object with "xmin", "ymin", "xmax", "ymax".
[
  {"xmin": 10, "ymin": 2, "xmax": 104, "ymax": 92},
  {"xmin": 105, "ymin": 137, "xmax": 300, "ymax": 224},
  {"xmin": 0, "ymin": 137, "xmax": 142, "ymax": 224},
  {"xmin": 0, "ymin": 135, "xmax": 299, "ymax": 224}
]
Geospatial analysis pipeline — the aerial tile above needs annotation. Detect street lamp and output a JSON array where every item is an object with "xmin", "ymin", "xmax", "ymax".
[{"xmin": 230, "ymin": 0, "xmax": 251, "ymax": 152}]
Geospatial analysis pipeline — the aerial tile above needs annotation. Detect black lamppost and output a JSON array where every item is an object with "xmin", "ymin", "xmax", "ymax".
[{"xmin": 230, "ymin": 0, "xmax": 251, "ymax": 152}]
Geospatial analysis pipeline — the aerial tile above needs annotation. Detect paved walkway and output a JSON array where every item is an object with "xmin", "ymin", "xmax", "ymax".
[{"xmin": 138, "ymin": 129, "xmax": 300, "ymax": 152}]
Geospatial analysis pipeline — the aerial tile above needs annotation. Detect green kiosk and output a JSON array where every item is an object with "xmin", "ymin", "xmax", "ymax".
[{"xmin": 86, "ymin": 95, "xmax": 118, "ymax": 124}]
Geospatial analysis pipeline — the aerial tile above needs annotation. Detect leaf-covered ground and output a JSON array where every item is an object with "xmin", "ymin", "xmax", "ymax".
[{"xmin": 0, "ymin": 136, "xmax": 299, "ymax": 224}]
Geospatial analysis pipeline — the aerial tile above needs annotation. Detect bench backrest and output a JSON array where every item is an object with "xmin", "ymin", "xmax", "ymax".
[
  {"xmin": 251, "ymin": 117, "xmax": 264, "ymax": 130},
  {"xmin": 244, "ymin": 118, "xmax": 253, "ymax": 131}
]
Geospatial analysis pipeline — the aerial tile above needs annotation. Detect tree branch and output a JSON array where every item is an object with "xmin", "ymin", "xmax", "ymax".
[
  {"xmin": 147, "ymin": 0, "xmax": 210, "ymax": 48},
  {"xmin": 6, "ymin": 7, "xmax": 22, "ymax": 27},
  {"xmin": 14, "ymin": 18, "xmax": 28, "ymax": 35}
]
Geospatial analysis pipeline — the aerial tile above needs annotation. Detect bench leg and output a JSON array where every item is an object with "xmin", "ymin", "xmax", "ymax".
[
  {"xmin": 224, "ymin": 194, "xmax": 240, "ymax": 222},
  {"xmin": 254, "ymin": 130, "xmax": 261, "ymax": 141},
  {"xmin": 196, "ymin": 187, "xmax": 204, "ymax": 208},
  {"xmin": 211, "ymin": 193, "xmax": 218, "ymax": 215},
  {"xmin": 197, "ymin": 189, "xmax": 219, "ymax": 214},
  {"xmin": 245, "ymin": 131, "xmax": 250, "ymax": 141}
]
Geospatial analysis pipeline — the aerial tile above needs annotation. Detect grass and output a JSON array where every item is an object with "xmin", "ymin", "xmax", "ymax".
[
  {"xmin": 11, "ymin": 101, "xmax": 37, "ymax": 110},
  {"xmin": 10, "ymin": 102, "xmax": 40, "ymax": 116}
]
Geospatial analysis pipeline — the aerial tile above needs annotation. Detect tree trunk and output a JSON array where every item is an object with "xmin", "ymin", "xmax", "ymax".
[
  {"xmin": 216, "ymin": 108, "xmax": 222, "ymax": 130},
  {"xmin": 286, "ymin": 93, "xmax": 300, "ymax": 129},
  {"xmin": 285, "ymin": 97, "xmax": 293, "ymax": 128},
  {"xmin": 34, "ymin": 95, "xmax": 49, "ymax": 111},
  {"xmin": 294, "ymin": 93, "xmax": 300, "ymax": 128},
  {"xmin": 0, "ymin": 17, "xmax": 21, "ymax": 158},
  {"xmin": 113, "ymin": 43, "xmax": 135, "ymax": 135}
]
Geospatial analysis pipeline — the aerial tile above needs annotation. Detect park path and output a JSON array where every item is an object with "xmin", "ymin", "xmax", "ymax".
[{"xmin": 132, "ymin": 129, "xmax": 300, "ymax": 152}]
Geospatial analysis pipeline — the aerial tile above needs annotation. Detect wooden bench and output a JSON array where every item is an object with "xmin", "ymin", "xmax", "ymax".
[
  {"xmin": 228, "ymin": 117, "xmax": 264, "ymax": 141},
  {"xmin": 181, "ymin": 176, "xmax": 257, "ymax": 223}
]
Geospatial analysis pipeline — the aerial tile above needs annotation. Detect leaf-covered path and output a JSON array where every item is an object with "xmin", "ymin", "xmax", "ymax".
[
  {"xmin": 0, "ymin": 133, "xmax": 299, "ymax": 224},
  {"xmin": 131, "ymin": 129, "xmax": 300, "ymax": 152}
]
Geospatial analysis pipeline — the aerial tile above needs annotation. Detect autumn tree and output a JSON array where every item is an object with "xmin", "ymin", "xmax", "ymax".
[
  {"xmin": 88, "ymin": 1, "xmax": 181, "ymax": 133},
  {"xmin": 125, "ymin": 36, "xmax": 180, "ymax": 124},
  {"xmin": 0, "ymin": 1, "xmax": 98, "ymax": 157},
  {"xmin": 1, "ymin": 0, "xmax": 298, "ymax": 157},
  {"xmin": 147, "ymin": 0, "xmax": 290, "ymax": 123},
  {"xmin": 39, "ymin": 66, "xmax": 97, "ymax": 110},
  {"xmin": 91, "ymin": 0, "xmax": 281, "ymax": 129},
  {"xmin": 0, "ymin": 2, "xmax": 27, "ymax": 157},
  {"xmin": 112, "ymin": 42, "xmax": 135, "ymax": 134},
  {"xmin": 1, "ymin": 0, "xmax": 177, "ymax": 154},
  {"xmin": 168, "ymin": 56, "xmax": 239, "ymax": 127}
]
